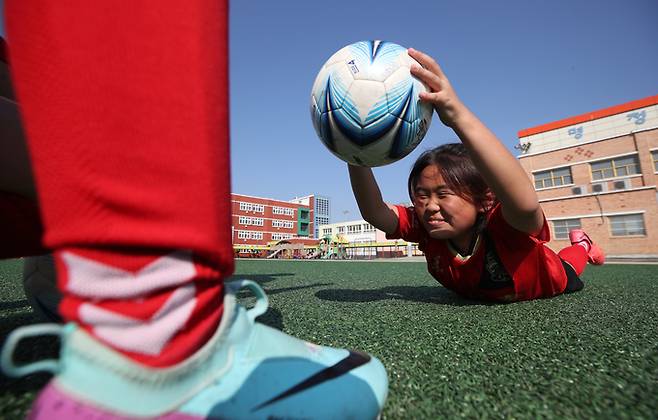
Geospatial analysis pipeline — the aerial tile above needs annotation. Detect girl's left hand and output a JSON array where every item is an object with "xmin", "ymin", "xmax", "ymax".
[{"xmin": 408, "ymin": 48, "xmax": 466, "ymax": 129}]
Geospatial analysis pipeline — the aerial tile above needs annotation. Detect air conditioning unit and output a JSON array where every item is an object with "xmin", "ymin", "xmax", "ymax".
[
  {"xmin": 612, "ymin": 179, "xmax": 631, "ymax": 191},
  {"xmin": 591, "ymin": 182, "xmax": 607, "ymax": 193},
  {"xmin": 571, "ymin": 185, "xmax": 587, "ymax": 195}
]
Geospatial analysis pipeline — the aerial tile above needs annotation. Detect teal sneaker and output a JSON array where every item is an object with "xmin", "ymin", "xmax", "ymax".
[{"xmin": 1, "ymin": 280, "xmax": 388, "ymax": 419}]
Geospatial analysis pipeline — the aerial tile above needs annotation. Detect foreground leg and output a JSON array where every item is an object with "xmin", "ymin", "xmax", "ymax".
[
  {"xmin": 4, "ymin": 280, "xmax": 388, "ymax": 419},
  {"xmin": 6, "ymin": 0, "xmax": 231, "ymax": 369},
  {"xmin": 2, "ymin": 1, "xmax": 387, "ymax": 417}
]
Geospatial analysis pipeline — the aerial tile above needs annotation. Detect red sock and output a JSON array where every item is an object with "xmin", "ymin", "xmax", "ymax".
[
  {"xmin": 558, "ymin": 245, "xmax": 588, "ymax": 276},
  {"xmin": 56, "ymin": 248, "xmax": 224, "ymax": 367},
  {"xmin": 6, "ymin": 0, "xmax": 232, "ymax": 367}
]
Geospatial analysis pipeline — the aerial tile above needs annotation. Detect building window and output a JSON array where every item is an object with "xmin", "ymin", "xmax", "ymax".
[
  {"xmin": 347, "ymin": 224, "xmax": 362, "ymax": 234},
  {"xmin": 315, "ymin": 197, "xmax": 330, "ymax": 216},
  {"xmin": 273, "ymin": 206, "xmax": 294, "ymax": 216},
  {"xmin": 322, "ymin": 228, "xmax": 332, "ymax": 236},
  {"xmin": 591, "ymin": 155, "xmax": 640, "ymax": 180},
  {"xmin": 272, "ymin": 220, "xmax": 293, "ymax": 229},
  {"xmin": 236, "ymin": 230, "xmax": 263, "ymax": 240},
  {"xmin": 652, "ymin": 150, "xmax": 658, "ymax": 172},
  {"xmin": 271, "ymin": 233, "xmax": 293, "ymax": 241},
  {"xmin": 239, "ymin": 216, "xmax": 263, "ymax": 226},
  {"xmin": 238, "ymin": 202, "xmax": 263, "ymax": 213},
  {"xmin": 552, "ymin": 219, "xmax": 581, "ymax": 240},
  {"xmin": 534, "ymin": 167, "xmax": 572, "ymax": 189},
  {"xmin": 337, "ymin": 226, "xmax": 345, "ymax": 234},
  {"xmin": 363, "ymin": 223, "xmax": 375, "ymax": 232},
  {"xmin": 609, "ymin": 214, "xmax": 646, "ymax": 236}
]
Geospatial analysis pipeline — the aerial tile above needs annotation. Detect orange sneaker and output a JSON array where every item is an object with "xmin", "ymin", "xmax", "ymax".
[{"xmin": 569, "ymin": 229, "xmax": 605, "ymax": 265}]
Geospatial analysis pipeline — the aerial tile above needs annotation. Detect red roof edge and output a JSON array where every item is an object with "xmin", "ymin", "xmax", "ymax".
[{"xmin": 517, "ymin": 94, "xmax": 658, "ymax": 138}]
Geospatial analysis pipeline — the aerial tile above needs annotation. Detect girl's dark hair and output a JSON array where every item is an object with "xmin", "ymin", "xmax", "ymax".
[{"xmin": 407, "ymin": 143, "xmax": 496, "ymax": 211}]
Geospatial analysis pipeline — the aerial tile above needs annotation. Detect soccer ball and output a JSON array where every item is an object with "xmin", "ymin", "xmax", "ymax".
[
  {"xmin": 310, "ymin": 40, "xmax": 432, "ymax": 167},
  {"xmin": 22, "ymin": 254, "xmax": 63, "ymax": 322}
]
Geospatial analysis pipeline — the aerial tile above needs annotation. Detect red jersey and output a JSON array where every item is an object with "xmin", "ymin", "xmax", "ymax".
[{"xmin": 388, "ymin": 203, "xmax": 567, "ymax": 302}]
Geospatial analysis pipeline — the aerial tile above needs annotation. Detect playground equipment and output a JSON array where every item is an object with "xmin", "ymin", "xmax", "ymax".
[
  {"xmin": 305, "ymin": 248, "xmax": 322, "ymax": 259},
  {"xmin": 307, "ymin": 234, "xmax": 348, "ymax": 260},
  {"xmin": 266, "ymin": 248, "xmax": 284, "ymax": 259},
  {"xmin": 266, "ymin": 240, "xmax": 309, "ymax": 259}
]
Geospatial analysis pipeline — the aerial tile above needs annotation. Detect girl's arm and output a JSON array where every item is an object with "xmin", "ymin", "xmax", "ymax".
[
  {"xmin": 348, "ymin": 164, "xmax": 399, "ymax": 235},
  {"xmin": 408, "ymin": 48, "xmax": 544, "ymax": 235}
]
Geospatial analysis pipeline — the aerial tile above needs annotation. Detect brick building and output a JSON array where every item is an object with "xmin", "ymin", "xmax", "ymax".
[
  {"xmin": 289, "ymin": 194, "xmax": 331, "ymax": 239},
  {"xmin": 230, "ymin": 193, "xmax": 329, "ymax": 250},
  {"xmin": 517, "ymin": 95, "xmax": 658, "ymax": 259}
]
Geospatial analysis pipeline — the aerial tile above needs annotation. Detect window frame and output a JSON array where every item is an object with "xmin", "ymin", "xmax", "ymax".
[
  {"xmin": 551, "ymin": 218, "xmax": 582, "ymax": 241},
  {"xmin": 590, "ymin": 155, "xmax": 641, "ymax": 181},
  {"xmin": 533, "ymin": 166, "xmax": 573, "ymax": 190},
  {"xmin": 608, "ymin": 213, "xmax": 646, "ymax": 237}
]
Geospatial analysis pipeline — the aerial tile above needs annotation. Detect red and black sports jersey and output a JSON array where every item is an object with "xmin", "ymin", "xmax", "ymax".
[{"xmin": 388, "ymin": 203, "xmax": 567, "ymax": 302}]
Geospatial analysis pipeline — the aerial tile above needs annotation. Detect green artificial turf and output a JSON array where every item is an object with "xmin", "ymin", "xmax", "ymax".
[{"xmin": 1, "ymin": 258, "xmax": 657, "ymax": 419}]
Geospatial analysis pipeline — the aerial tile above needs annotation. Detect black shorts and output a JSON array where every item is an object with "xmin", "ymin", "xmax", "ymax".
[{"xmin": 561, "ymin": 259, "xmax": 584, "ymax": 293}]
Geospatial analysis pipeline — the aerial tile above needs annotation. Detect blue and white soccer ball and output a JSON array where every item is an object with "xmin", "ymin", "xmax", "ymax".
[{"xmin": 310, "ymin": 40, "xmax": 433, "ymax": 167}]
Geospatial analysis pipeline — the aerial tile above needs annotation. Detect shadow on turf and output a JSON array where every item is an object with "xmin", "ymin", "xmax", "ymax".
[
  {"xmin": 0, "ymin": 299, "xmax": 30, "ymax": 311},
  {"xmin": 228, "ymin": 273, "xmax": 295, "ymax": 286},
  {"xmin": 315, "ymin": 285, "xmax": 489, "ymax": 306},
  {"xmin": 232, "ymin": 273, "xmax": 333, "ymax": 297},
  {"xmin": 254, "ymin": 307, "xmax": 284, "ymax": 331}
]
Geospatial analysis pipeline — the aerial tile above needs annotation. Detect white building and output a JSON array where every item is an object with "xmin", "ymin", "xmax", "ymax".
[{"xmin": 318, "ymin": 217, "xmax": 418, "ymax": 259}]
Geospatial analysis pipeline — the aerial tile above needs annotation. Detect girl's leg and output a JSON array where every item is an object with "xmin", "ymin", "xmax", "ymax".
[
  {"xmin": 569, "ymin": 229, "xmax": 605, "ymax": 265},
  {"xmin": 3, "ymin": 3, "xmax": 388, "ymax": 419},
  {"xmin": 6, "ymin": 0, "xmax": 231, "ymax": 367},
  {"xmin": 558, "ymin": 245, "xmax": 588, "ymax": 277},
  {"xmin": 558, "ymin": 228, "xmax": 605, "ymax": 293},
  {"xmin": 558, "ymin": 239, "xmax": 592, "ymax": 293},
  {"xmin": 558, "ymin": 253, "xmax": 585, "ymax": 293}
]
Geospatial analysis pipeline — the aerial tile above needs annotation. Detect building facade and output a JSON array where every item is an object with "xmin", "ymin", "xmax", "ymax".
[
  {"xmin": 289, "ymin": 194, "xmax": 330, "ymax": 239},
  {"xmin": 319, "ymin": 217, "xmax": 420, "ymax": 259},
  {"xmin": 517, "ymin": 95, "xmax": 658, "ymax": 259},
  {"xmin": 231, "ymin": 193, "xmax": 327, "ymax": 250}
]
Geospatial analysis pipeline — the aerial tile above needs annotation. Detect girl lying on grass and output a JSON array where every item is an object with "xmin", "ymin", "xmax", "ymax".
[{"xmin": 348, "ymin": 48, "xmax": 604, "ymax": 302}]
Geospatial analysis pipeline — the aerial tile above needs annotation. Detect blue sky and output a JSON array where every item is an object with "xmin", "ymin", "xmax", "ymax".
[
  {"xmin": 230, "ymin": 0, "xmax": 658, "ymax": 222},
  {"xmin": 3, "ymin": 1, "xmax": 658, "ymax": 223}
]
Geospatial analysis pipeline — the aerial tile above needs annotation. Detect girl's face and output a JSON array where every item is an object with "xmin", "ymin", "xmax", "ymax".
[{"xmin": 412, "ymin": 164, "xmax": 482, "ymax": 249}]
